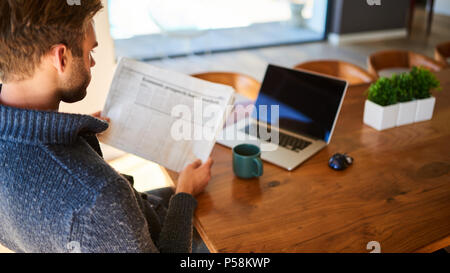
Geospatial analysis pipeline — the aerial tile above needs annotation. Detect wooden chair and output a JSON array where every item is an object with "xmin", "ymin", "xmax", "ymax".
[
  {"xmin": 293, "ymin": 60, "xmax": 376, "ymax": 86},
  {"xmin": 435, "ymin": 41, "xmax": 450, "ymax": 67},
  {"xmin": 192, "ymin": 72, "xmax": 261, "ymax": 101},
  {"xmin": 367, "ymin": 50, "xmax": 446, "ymax": 78}
]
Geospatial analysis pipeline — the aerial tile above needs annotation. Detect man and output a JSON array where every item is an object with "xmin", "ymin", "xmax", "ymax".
[{"xmin": 0, "ymin": 0, "xmax": 213, "ymax": 253}]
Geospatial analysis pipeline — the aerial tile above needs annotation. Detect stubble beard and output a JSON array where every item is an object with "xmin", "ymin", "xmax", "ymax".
[{"xmin": 59, "ymin": 58, "xmax": 91, "ymax": 103}]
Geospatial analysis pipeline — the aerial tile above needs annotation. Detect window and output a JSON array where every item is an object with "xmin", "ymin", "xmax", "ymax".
[{"xmin": 109, "ymin": 0, "xmax": 329, "ymax": 60}]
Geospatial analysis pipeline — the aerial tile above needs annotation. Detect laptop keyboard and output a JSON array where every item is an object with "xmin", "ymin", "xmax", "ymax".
[{"xmin": 242, "ymin": 124, "xmax": 312, "ymax": 153}]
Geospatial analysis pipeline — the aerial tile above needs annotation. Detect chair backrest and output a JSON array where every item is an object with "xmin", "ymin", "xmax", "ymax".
[
  {"xmin": 192, "ymin": 72, "xmax": 261, "ymax": 101},
  {"xmin": 367, "ymin": 50, "xmax": 445, "ymax": 77},
  {"xmin": 294, "ymin": 60, "xmax": 376, "ymax": 85},
  {"xmin": 435, "ymin": 41, "xmax": 450, "ymax": 66}
]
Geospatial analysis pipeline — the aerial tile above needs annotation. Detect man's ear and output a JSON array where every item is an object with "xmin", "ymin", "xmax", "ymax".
[{"xmin": 49, "ymin": 44, "xmax": 69, "ymax": 74}]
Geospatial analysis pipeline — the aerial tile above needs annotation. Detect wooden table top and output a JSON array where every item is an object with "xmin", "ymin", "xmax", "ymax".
[{"xmin": 171, "ymin": 69, "xmax": 450, "ymax": 253}]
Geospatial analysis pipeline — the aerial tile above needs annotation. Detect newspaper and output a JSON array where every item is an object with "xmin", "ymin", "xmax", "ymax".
[{"xmin": 101, "ymin": 58, "xmax": 235, "ymax": 172}]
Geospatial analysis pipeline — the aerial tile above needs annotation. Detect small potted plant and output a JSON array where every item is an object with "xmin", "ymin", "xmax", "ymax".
[
  {"xmin": 364, "ymin": 77, "xmax": 399, "ymax": 131},
  {"xmin": 410, "ymin": 67, "xmax": 441, "ymax": 122},
  {"xmin": 392, "ymin": 73, "xmax": 417, "ymax": 126}
]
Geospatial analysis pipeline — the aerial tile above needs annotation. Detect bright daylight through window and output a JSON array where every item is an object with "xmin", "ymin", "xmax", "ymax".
[{"xmin": 109, "ymin": 0, "xmax": 329, "ymax": 60}]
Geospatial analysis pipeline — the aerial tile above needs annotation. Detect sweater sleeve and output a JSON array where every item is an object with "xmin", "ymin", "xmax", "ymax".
[
  {"xmin": 73, "ymin": 177, "xmax": 198, "ymax": 253},
  {"xmin": 74, "ymin": 178, "xmax": 159, "ymax": 253},
  {"xmin": 158, "ymin": 193, "xmax": 198, "ymax": 253}
]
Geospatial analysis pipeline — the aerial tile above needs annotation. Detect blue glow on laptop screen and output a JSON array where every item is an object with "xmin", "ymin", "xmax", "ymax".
[{"xmin": 253, "ymin": 65, "xmax": 346, "ymax": 143}]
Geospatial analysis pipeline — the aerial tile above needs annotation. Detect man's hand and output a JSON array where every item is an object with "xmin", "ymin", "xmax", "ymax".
[
  {"xmin": 91, "ymin": 111, "xmax": 110, "ymax": 123},
  {"xmin": 176, "ymin": 158, "xmax": 214, "ymax": 197}
]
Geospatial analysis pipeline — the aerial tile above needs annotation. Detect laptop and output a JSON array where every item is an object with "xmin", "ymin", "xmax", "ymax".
[{"xmin": 217, "ymin": 64, "xmax": 348, "ymax": 171}]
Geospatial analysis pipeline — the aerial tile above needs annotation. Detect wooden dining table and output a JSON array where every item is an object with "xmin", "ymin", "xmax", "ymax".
[{"xmin": 167, "ymin": 69, "xmax": 450, "ymax": 253}]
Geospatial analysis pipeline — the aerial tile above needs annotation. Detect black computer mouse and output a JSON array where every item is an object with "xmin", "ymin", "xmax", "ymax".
[{"xmin": 328, "ymin": 153, "xmax": 353, "ymax": 171}]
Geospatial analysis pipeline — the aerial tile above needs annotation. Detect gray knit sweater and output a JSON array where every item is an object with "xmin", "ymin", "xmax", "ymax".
[{"xmin": 0, "ymin": 85, "xmax": 197, "ymax": 253}]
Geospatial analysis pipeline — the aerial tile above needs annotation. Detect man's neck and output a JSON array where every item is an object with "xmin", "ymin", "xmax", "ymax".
[{"xmin": 0, "ymin": 80, "xmax": 60, "ymax": 111}]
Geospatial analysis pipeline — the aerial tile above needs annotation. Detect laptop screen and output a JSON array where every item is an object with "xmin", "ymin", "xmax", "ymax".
[{"xmin": 253, "ymin": 64, "xmax": 347, "ymax": 143}]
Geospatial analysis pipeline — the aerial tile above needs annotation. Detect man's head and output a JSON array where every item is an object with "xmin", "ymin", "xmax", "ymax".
[{"xmin": 0, "ymin": 0, "xmax": 103, "ymax": 103}]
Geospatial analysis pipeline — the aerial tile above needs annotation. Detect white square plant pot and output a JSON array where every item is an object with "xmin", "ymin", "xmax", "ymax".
[
  {"xmin": 397, "ymin": 100, "xmax": 417, "ymax": 126},
  {"xmin": 415, "ymin": 96, "xmax": 435, "ymax": 122},
  {"xmin": 364, "ymin": 100, "xmax": 399, "ymax": 131}
]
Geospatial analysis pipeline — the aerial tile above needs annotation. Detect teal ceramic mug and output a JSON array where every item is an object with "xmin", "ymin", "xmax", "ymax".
[{"xmin": 233, "ymin": 144, "xmax": 264, "ymax": 179}]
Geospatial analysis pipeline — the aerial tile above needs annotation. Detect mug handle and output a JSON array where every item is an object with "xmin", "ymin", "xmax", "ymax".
[{"xmin": 252, "ymin": 158, "xmax": 264, "ymax": 177}]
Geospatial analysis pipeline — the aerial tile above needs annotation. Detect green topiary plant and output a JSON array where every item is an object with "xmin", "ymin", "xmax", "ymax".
[
  {"xmin": 391, "ymin": 73, "xmax": 414, "ymax": 103},
  {"xmin": 410, "ymin": 66, "xmax": 441, "ymax": 99},
  {"xmin": 367, "ymin": 77, "xmax": 398, "ymax": 106}
]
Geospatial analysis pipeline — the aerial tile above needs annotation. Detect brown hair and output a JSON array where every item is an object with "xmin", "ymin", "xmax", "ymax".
[{"xmin": 0, "ymin": 0, "xmax": 103, "ymax": 82}]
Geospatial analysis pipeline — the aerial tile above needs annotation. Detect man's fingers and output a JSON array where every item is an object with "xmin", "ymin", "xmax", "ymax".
[
  {"xmin": 91, "ymin": 111, "xmax": 110, "ymax": 123},
  {"xmin": 201, "ymin": 158, "xmax": 213, "ymax": 178},
  {"xmin": 204, "ymin": 158, "xmax": 214, "ymax": 168},
  {"xmin": 92, "ymin": 111, "xmax": 102, "ymax": 117},
  {"xmin": 190, "ymin": 159, "xmax": 202, "ymax": 169}
]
